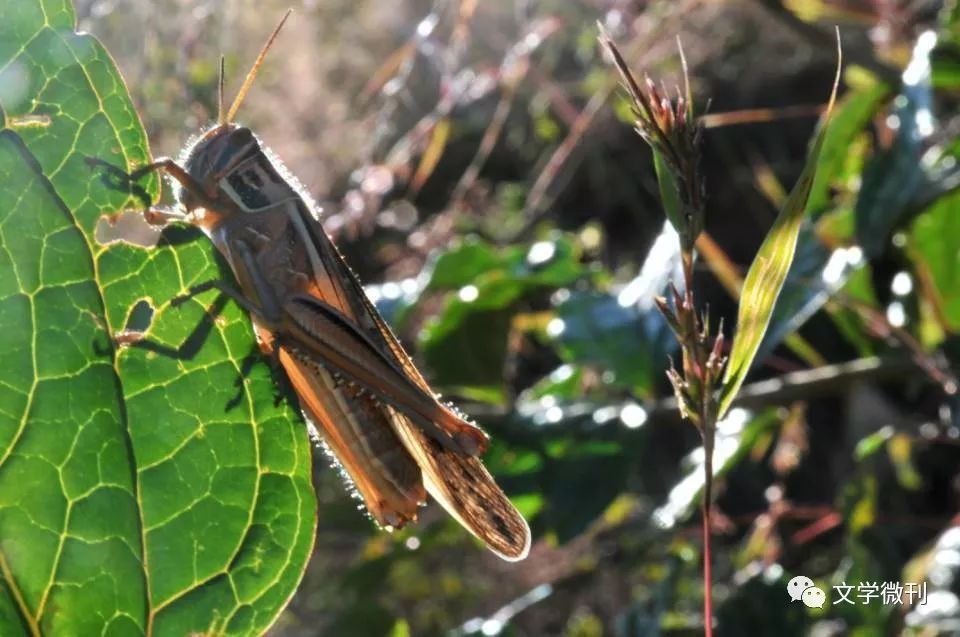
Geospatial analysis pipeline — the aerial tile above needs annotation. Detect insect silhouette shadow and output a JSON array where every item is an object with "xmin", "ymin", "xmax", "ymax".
[
  {"xmin": 85, "ymin": 156, "xmax": 154, "ymax": 211},
  {"xmin": 85, "ymin": 154, "xmax": 297, "ymax": 415},
  {"xmin": 103, "ymin": 283, "xmax": 300, "ymax": 416},
  {"xmin": 85, "ymin": 156, "xmax": 205, "ymax": 248}
]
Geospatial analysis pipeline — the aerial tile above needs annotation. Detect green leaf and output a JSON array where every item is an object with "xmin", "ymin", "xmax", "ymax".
[
  {"xmin": 653, "ymin": 149, "xmax": 684, "ymax": 237},
  {"xmin": 931, "ymin": 41, "xmax": 960, "ymax": 88},
  {"xmin": 525, "ymin": 364, "xmax": 584, "ymax": 401},
  {"xmin": 909, "ymin": 190, "xmax": 960, "ymax": 332},
  {"xmin": 718, "ymin": 58, "xmax": 841, "ymax": 419},
  {"xmin": 553, "ymin": 291, "xmax": 674, "ymax": 397},
  {"xmin": 422, "ymin": 237, "xmax": 502, "ymax": 291},
  {"xmin": 854, "ymin": 426, "xmax": 894, "ymax": 461},
  {"xmin": 939, "ymin": 1, "xmax": 960, "ymax": 45},
  {"xmin": 388, "ymin": 618, "xmax": 412, "ymax": 637},
  {"xmin": 854, "ymin": 36, "xmax": 960, "ymax": 259},
  {"xmin": 754, "ymin": 224, "xmax": 838, "ymax": 361},
  {"xmin": 419, "ymin": 235, "xmax": 584, "ymax": 400},
  {"xmin": 887, "ymin": 433, "xmax": 922, "ymax": 491},
  {"xmin": 806, "ymin": 71, "xmax": 889, "ymax": 214},
  {"xmin": 0, "ymin": 2, "xmax": 315, "ymax": 635},
  {"xmin": 546, "ymin": 221, "xmax": 679, "ymax": 397}
]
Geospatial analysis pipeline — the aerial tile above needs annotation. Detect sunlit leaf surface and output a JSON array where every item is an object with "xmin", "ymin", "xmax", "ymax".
[{"xmin": 909, "ymin": 190, "xmax": 960, "ymax": 331}]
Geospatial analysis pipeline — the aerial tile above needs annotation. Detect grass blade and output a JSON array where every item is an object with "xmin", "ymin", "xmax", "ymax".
[{"xmin": 718, "ymin": 32, "xmax": 843, "ymax": 419}]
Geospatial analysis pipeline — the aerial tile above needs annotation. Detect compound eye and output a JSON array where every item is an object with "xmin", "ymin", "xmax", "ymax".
[{"xmin": 226, "ymin": 169, "xmax": 271, "ymax": 211}]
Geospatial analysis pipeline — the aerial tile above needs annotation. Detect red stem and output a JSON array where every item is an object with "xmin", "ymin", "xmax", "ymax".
[
  {"xmin": 683, "ymin": 236, "xmax": 713, "ymax": 636},
  {"xmin": 702, "ymin": 438, "xmax": 714, "ymax": 637}
]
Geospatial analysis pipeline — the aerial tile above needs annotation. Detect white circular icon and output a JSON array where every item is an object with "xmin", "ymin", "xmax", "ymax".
[
  {"xmin": 787, "ymin": 575, "xmax": 815, "ymax": 602},
  {"xmin": 801, "ymin": 586, "xmax": 826, "ymax": 609}
]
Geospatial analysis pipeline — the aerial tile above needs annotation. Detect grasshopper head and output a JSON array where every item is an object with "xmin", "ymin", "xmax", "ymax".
[
  {"xmin": 185, "ymin": 123, "xmax": 256, "ymax": 167},
  {"xmin": 177, "ymin": 124, "xmax": 256, "ymax": 204},
  {"xmin": 177, "ymin": 123, "xmax": 301, "ymax": 218},
  {"xmin": 173, "ymin": 11, "xmax": 292, "ymax": 220},
  {"xmin": 169, "ymin": 124, "xmax": 257, "ymax": 218}
]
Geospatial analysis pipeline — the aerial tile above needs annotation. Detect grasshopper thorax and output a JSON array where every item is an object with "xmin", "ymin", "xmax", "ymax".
[{"xmin": 177, "ymin": 123, "xmax": 301, "ymax": 221}]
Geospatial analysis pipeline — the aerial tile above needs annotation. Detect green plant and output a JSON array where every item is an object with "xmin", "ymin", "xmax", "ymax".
[
  {"xmin": 599, "ymin": 28, "xmax": 841, "ymax": 636},
  {"xmin": 4, "ymin": 1, "xmax": 960, "ymax": 635}
]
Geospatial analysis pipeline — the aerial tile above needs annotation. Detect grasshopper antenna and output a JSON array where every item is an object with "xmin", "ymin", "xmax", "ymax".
[
  {"xmin": 224, "ymin": 8, "xmax": 292, "ymax": 124},
  {"xmin": 217, "ymin": 55, "xmax": 226, "ymax": 124}
]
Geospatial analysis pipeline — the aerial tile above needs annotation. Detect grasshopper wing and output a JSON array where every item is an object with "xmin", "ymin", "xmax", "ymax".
[
  {"xmin": 287, "ymin": 202, "xmax": 530, "ymax": 559},
  {"xmin": 279, "ymin": 346, "xmax": 426, "ymax": 529},
  {"xmin": 289, "ymin": 202, "xmax": 489, "ymax": 454},
  {"xmin": 393, "ymin": 420, "xmax": 531, "ymax": 561}
]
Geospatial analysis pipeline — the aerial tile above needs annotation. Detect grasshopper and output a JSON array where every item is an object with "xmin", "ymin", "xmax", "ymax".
[{"xmin": 96, "ymin": 11, "xmax": 529, "ymax": 561}]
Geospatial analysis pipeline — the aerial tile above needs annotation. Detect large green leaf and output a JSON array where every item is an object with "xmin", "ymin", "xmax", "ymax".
[
  {"xmin": 0, "ymin": 2, "xmax": 315, "ymax": 635},
  {"xmin": 718, "ymin": 56, "xmax": 841, "ymax": 419},
  {"xmin": 553, "ymin": 291, "xmax": 674, "ymax": 397},
  {"xmin": 909, "ymin": 190, "xmax": 960, "ymax": 332},
  {"xmin": 416, "ymin": 234, "xmax": 584, "ymax": 402},
  {"xmin": 855, "ymin": 33, "xmax": 960, "ymax": 258}
]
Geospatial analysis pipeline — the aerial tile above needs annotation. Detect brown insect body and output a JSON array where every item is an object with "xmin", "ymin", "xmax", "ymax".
[{"xmin": 116, "ymin": 14, "xmax": 530, "ymax": 560}]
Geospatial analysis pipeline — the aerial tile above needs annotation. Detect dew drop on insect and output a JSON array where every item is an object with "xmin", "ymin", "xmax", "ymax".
[
  {"xmin": 886, "ymin": 301, "xmax": 907, "ymax": 327},
  {"xmin": 891, "ymin": 271, "xmax": 913, "ymax": 296}
]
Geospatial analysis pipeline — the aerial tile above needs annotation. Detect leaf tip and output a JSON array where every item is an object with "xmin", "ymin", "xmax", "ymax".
[{"xmin": 827, "ymin": 27, "xmax": 843, "ymax": 118}]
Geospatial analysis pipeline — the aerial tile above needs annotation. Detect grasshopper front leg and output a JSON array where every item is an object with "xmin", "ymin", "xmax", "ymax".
[
  {"xmin": 85, "ymin": 157, "xmax": 186, "ymax": 227},
  {"xmin": 85, "ymin": 156, "xmax": 217, "ymax": 226}
]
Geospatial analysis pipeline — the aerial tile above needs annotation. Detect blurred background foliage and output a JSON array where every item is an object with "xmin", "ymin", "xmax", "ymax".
[{"xmin": 83, "ymin": 0, "xmax": 960, "ymax": 635}]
